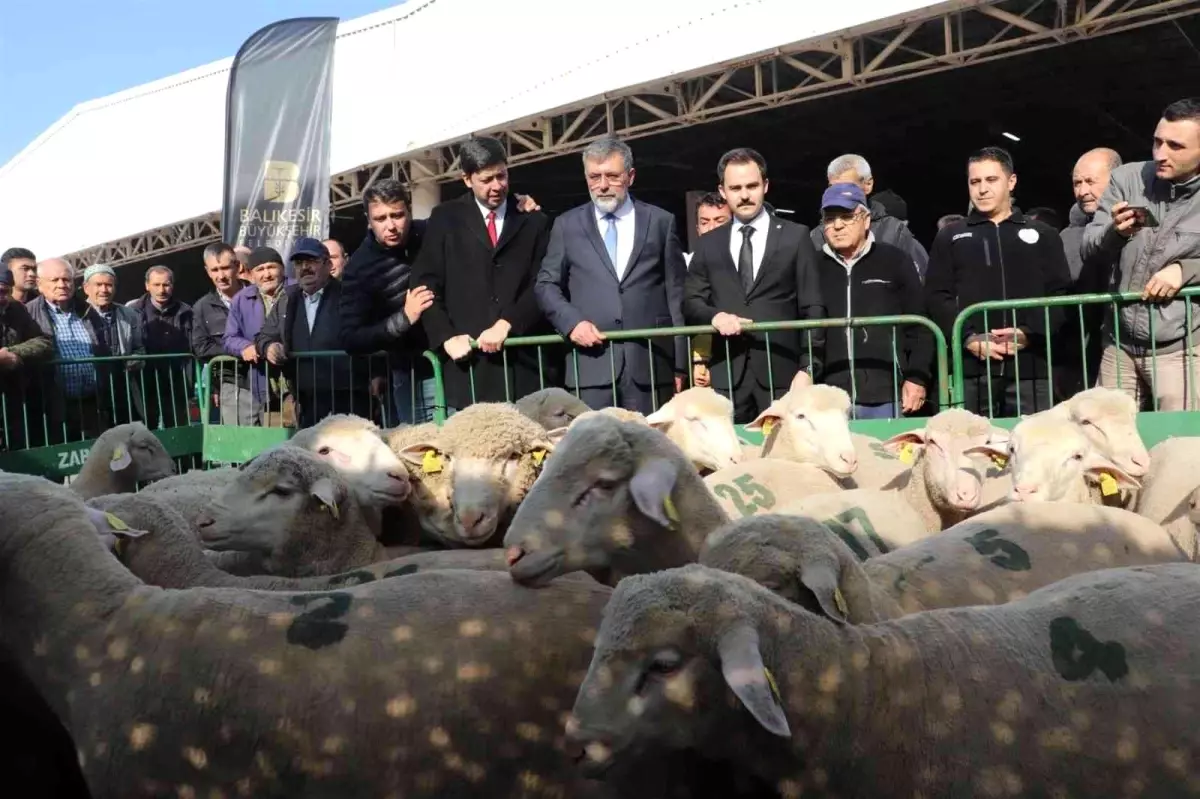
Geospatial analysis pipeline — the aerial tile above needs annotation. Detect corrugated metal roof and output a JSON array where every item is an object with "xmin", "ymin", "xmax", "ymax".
[{"xmin": 0, "ymin": 0, "xmax": 948, "ymax": 259}]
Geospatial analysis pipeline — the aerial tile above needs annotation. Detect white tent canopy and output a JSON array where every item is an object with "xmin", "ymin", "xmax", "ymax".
[{"xmin": 0, "ymin": 0, "xmax": 948, "ymax": 259}]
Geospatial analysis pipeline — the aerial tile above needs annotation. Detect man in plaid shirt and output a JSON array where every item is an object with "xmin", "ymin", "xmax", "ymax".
[{"xmin": 25, "ymin": 259, "xmax": 113, "ymax": 442}]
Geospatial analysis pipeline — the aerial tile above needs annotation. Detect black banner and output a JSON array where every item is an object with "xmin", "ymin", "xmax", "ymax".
[{"xmin": 221, "ymin": 17, "xmax": 338, "ymax": 270}]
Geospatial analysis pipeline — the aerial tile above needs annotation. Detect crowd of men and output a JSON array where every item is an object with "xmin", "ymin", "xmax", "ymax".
[{"xmin": 1, "ymin": 96, "xmax": 1198, "ymax": 450}]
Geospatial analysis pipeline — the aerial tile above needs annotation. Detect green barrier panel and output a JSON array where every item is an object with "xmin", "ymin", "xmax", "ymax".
[
  {"xmin": 459, "ymin": 315, "xmax": 952, "ymax": 411},
  {"xmin": 0, "ymin": 352, "xmax": 201, "ymax": 478},
  {"xmin": 199, "ymin": 350, "xmax": 446, "ymax": 465},
  {"xmin": 950, "ymin": 287, "xmax": 1200, "ymax": 411}
]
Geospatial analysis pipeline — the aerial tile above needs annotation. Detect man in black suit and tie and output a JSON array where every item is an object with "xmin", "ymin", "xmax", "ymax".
[
  {"xmin": 683, "ymin": 147, "xmax": 825, "ymax": 423},
  {"xmin": 411, "ymin": 136, "xmax": 552, "ymax": 412},
  {"xmin": 535, "ymin": 136, "xmax": 688, "ymax": 413}
]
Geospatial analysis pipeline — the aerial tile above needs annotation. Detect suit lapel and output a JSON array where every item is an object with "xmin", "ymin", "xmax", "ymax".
[
  {"xmin": 619, "ymin": 200, "xmax": 651, "ymax": 284},
  {"xmin": 748, "ymin": 215, "xmax": 783, "ymax": 296},
  {"xmin": 583, "ymin": 209, "xmax": 619, "ymax": 281},
  {"xmin": 461, "ymin": 195, "xmax": 494, "ymax": 251},
  {"xmin": 493, "ymin": 196, "xmax": 526, "ymax": 253}
]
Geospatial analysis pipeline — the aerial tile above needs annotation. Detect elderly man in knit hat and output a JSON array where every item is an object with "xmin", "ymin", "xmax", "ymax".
[
  {"xmin": 0, "ymin": 267, "xmax": 54, "ymax": 450},
  {"xmin": 83, "ymin": 263, "xmax": 147, "ymax": 424}
]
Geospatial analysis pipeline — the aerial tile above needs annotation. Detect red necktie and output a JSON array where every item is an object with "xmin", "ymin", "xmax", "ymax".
[{"xmin": 486, "ymin": 211, "xmax": 498, "ymax": 246}]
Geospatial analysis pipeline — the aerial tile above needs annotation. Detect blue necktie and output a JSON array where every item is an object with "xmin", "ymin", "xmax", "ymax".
[{"xmin": 604, "ymin": 213, "xmax": 619, "ymax": 271}]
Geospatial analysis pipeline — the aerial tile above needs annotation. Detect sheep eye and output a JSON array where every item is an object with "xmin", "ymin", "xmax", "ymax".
[
  {"xmin": 268, "ymin": 485, "xmax": 295, "ymax": 498},
  {"xmin": 317, "ymin": 446, "xmax": 332, "ymax": 455},
  {"xmin": 1072, "ymin": 452, "xmax": 1084, "ymax": 461},
  {"xmin": 649, "ymin": 649, "xmax": 682, "ymax": 675}
]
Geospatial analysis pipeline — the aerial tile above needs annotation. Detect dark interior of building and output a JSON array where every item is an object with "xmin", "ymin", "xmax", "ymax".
[{"xmin": 116, "ymin": 13, "xmax": 1200, "ymax": 306}]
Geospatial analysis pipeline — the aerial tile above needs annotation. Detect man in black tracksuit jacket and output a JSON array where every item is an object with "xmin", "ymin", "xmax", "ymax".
[
  {"xmin": 814, "ymin": 183, "xmax": 932, "ymax": 419},
  {"xmin": 925, "ymin": 147, "xmax": 1073, "ymax": 417}
]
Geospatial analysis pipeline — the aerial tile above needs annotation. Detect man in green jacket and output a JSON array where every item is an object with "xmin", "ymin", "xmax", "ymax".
[
  {"xmin": 0, "ymin": 268, "xmax": 54, "ymax": 450},
  {"xmin": 1083, "ymin": 97, "xmax": 1200, "ymax": 411}
]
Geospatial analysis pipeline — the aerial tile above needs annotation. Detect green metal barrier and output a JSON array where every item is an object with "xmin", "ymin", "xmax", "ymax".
[
  {"xmin": 0, "ymin": 353, "xmax": 202, "ymax": 479},
  {"xmin": 460, "ymin": 316, "xmax": 952, "ymax": 411},
  {"xmin": 950, "ymin": 287, "xmax": 1200, "ymax": 413},
  {"xmin": 198, "ymin": 350, "xmax": 446, "ymax": 465}
]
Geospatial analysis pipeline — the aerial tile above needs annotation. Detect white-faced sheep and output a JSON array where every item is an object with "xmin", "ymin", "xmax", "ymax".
[
  {"xmin": 504, "ymin": 413, "xmax": 727, "ymax": 587},
  {"xmin": 287, "ymin": 413, "xmax": 411, "ymax": 507},
  {"xmin": 514, "ymin": 386, "xmax": 592, "ymax": 430},
  {"xmin": 391, "ymin": 404, "xmax": 558, "ymax": 548},
  {"xmin": 1134, "ymin": 436, "xmax": 1200, "ymax": 559},
  {"xmin": 68, "ymin": 422, "xmax": 176, "ymax": 498},
  {"xmin": 569, "ymin": 561, "xmax": 1200, "ymax": 797},
  {"xmin": 3, "ymin": 472, "xmax": 748, "ymax": 799},
  {"xmin": 745, "ymin": 384, "xmax": 859, "ymax": 478},
  {"xmin": 643, "ymin": 387, "xmax": 744, "ymax": 473},
  {"xmin": 1042, "ymin": 386, "xmax": 1151, "ymax": 478},
  {"xmin": 700, "ymin": 505, "xmax": 1186, "ymax": 623},
  {"xmin": 965, "ymin": 413, "xmax": 1142, "ymax": 505}
]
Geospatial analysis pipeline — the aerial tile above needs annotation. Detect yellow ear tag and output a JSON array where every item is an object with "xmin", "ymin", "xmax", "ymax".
[
  {"xmin": 104, "ymin": 512, "xmax": 129, "ymax": 531},
  {"xmin": 990, "ymin": 453, "xmax": 1008, "ymax": 469},
  {"xmin": 833, "ymin": 587, "xmax": 849, "ymax": 618},
  {"xmin": 761, "ymin": 418, "xmax": 776, "ymax": 436},
  {"xmin": 531, "ymin": 449, "xmax": 547, "ymax": 467},
  {"xmin": 662, "ymin": 495, "xmax": 681, "ymax": 526},
  {"xmin": 897, "ymin": 442, "xmax": 915, "ymax": 465},
  {"xmin": 110, "ymin": 446, "xmax": 126, "ymax": 463},
  {"xmin": 1099, "ymin": 473, "xmax": 1119, "ymax": 496},
  {"xmin": 763, "ymin": 667, "xmax": 782, "ymax": 704},
  {"xmin": 421, "ymin": 450, "xmax": 443, "ymax": 474}
]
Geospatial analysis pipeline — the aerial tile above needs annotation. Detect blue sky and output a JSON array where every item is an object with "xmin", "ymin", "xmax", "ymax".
[{"xmin": 0, "ymin": 0, "xmax": 400, "ymax": 166}]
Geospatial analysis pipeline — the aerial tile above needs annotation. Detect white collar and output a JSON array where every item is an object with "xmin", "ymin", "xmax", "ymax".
[
  {"xmin": 477, "ymin": 197, "xmax": 506, "ymax": 220},
  {"xmin": 731, "ymin": 208, "xmax": 768, "ymax": 233},
  {"xmin": 594, "ymin": 195, "xmax": 634, "ymax": 221},
  {"xmin": 303, "ymin": 287, "xmax": 325, "ymax": 302}
]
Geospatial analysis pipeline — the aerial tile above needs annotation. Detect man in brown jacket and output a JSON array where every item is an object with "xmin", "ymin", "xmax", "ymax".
[{"xmin": 0, "ymin": 268, "xmax": 54, "ymax": 450}]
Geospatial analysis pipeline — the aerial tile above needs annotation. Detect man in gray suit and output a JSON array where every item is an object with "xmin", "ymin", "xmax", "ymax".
[{"xmin": 535, "ymin": 136, "xmax": 688, "ymax": 413}]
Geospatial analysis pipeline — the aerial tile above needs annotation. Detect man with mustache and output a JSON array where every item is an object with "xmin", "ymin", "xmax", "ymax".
[
  {"xmin": 536, "ymin": 135, "xmax": 688, "ymax": 413},
  {"xmin": 683, "ymin": 147, "xmax": 825, "ymax": 423}
]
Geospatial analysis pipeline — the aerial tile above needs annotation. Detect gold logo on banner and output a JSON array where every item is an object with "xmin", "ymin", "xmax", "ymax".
[{"xmin": 263, "ymin": 160, "xmax": 301, "ymax": 203}]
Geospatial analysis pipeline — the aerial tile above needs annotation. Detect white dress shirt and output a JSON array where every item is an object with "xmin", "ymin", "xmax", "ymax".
[
  {"xmin": 729, "ymin": 209, "xmax": 769, "ymax": 280},
  {"xmin": 478, "ymin": 197, "xmax": 506, "ymax": 241},
  {"xmin": 594, "ymin": 195, "xmax": 636, "ymax": 280},
  {"xmin": 303, "ymin": 288, "xmax": 324, "ymax": 332}
]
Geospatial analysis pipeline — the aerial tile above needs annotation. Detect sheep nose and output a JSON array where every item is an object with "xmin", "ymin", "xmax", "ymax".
[
  {"xmin": 1129, "ymin": 453, "xmax": 1150, "ymax": 474},
  {"xmin": 387, "ymin": 470, "xmax": 408, "ymax": 482},
  {"xmin": 1012, "ymin": 484, "xmax": 1038, "ymax": 500},
  {"xmin": 458, "ymin": 509, "xmax": 486, "ymax": 533},
  {"xmin": 505, "ymin": 546, "xmax": 526, "ymax": 567},
  {"xmin": 839, "ymin": 452, "xmax": 859, "ymax": 472},
  {"xmin": 954, "ymin": 483, "xmax": 980, "ymax": 506}
]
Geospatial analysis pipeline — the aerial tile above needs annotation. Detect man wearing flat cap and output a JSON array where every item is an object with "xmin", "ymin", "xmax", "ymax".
[
  {"xmin": 0, "ymin": 268, "xmax": 54, "ymax": 450},
  {"xmin": 255, "ymin": 238, "xmax": 371, "ymax": 428},
  {"xmin": 224, "ymin": 246, "xmax": 288, "ymax": 424}
]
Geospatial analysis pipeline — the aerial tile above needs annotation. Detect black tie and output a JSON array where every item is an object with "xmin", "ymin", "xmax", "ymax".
[{"xmin": 738, "ymin": 225, "xmax": 755, "ymax": 294}]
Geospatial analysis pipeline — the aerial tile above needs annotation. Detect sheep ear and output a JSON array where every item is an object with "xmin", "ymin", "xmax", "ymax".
[
  {"xmin": 881, "ymin": 430, "xmax": 926, "ymax": 457},
  {"xmin": 84, "ymin": 506, "xmax": 149, "ymax": 553},
  {"xmin": 644, "ymin": 404, "xmax": 676, "ymax": 429},
  {"xmin": 1082, "ymin": 456, "xmax": 1141, "ymax": 495},
  {"xmin": 797, "ymin": 563, "xmax": 849, "ymax": 624},
  {"xmin": 717, "ymin": 624, "xmax": 791, "ymax": 738},
  {"xmin": 963, "ymin": 443, "xmax": 1008, "ymax": 462},
  {"xmin": 400, "ymin": 444, "xmax": 443, "ymax": 474},
  {"xmin": 744, "ymin": 402, "xmax": 785, "ymax": 433},
  {"xmin": 310, "ymin": 477, "xmax": 343, "ymax": 519},
  {"xmin": 109, "ymin": 444, "xmax": 133, "ymax": 472},
  {"xmin": 628, "ymin": 458, "xmax": 680, "ymax": 529},
  {"xmin": 543, "ymin": 427, "xmax": 570, "ymax": 448}
]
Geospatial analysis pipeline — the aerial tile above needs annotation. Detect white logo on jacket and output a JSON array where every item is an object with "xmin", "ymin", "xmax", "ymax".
[
  {"xmin": 1018, "ymin": 228, "xmax": 1040, "ymax": 244},
  {"xmin": 952, "ymin": 232, "xmax": 973, "ymax": 241}
]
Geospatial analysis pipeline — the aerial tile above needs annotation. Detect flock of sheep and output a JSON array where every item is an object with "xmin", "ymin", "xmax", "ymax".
[{"xmin": 3, "ymin": 377, "xmax": 1200, "ymax": 798}]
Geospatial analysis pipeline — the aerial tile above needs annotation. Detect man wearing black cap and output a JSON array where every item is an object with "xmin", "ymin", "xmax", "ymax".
[
  {"xmin": 813, "ymin": 183, "xmax": 931, "ymax": 419},
  {"xmin": 0, "ymin": 268, "xmax": 54, "ymax": 450},
  {"xmin": 256, "ymin": 238, "xmax": 371, "ymax": 428}
]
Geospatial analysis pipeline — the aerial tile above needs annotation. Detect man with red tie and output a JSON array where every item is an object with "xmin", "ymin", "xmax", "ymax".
[{"xmin": 411, "ymin": 136, "xmax": 553, "ymax": 412}]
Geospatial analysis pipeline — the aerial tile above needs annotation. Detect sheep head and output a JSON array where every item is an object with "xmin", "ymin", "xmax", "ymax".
[
  {"xmin": 99, "ymin": 422, "xmax": 177, "ymax": 483},
  {"xmin": 396, "ymin": 404, "xmax": 559, "ymax": 547},
  {"xmin": 746, "ymin": 385, "xmax": 857, "ymax": 478},
  {"xmin": 882, "ymin": 409, "xmax": 994, "ymax": 513},
  {"xmin": 289, "ymin": 414, "xmax": 411, "ymax": 506},
  {"xmin": 645, "ymin": 388, "xmax": 742, "ymax": 473},
  {"xmin": 1051, "ymin": 387, "xmax": 1150, "ymax": 478},
  {"xmin": 197, "ymin": 447, "xmax": 350, "ymax": 560},
  {"xmin": 966, "ymin": 415, "xmax": 1140, "ymax": 504},
  {"xmin": 568, "ymin": 564, "xmax": 792, "ymax": 780},
  {"xmin": 504, "ymin": 414, "xmax": 696, "ymax": 587}
]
